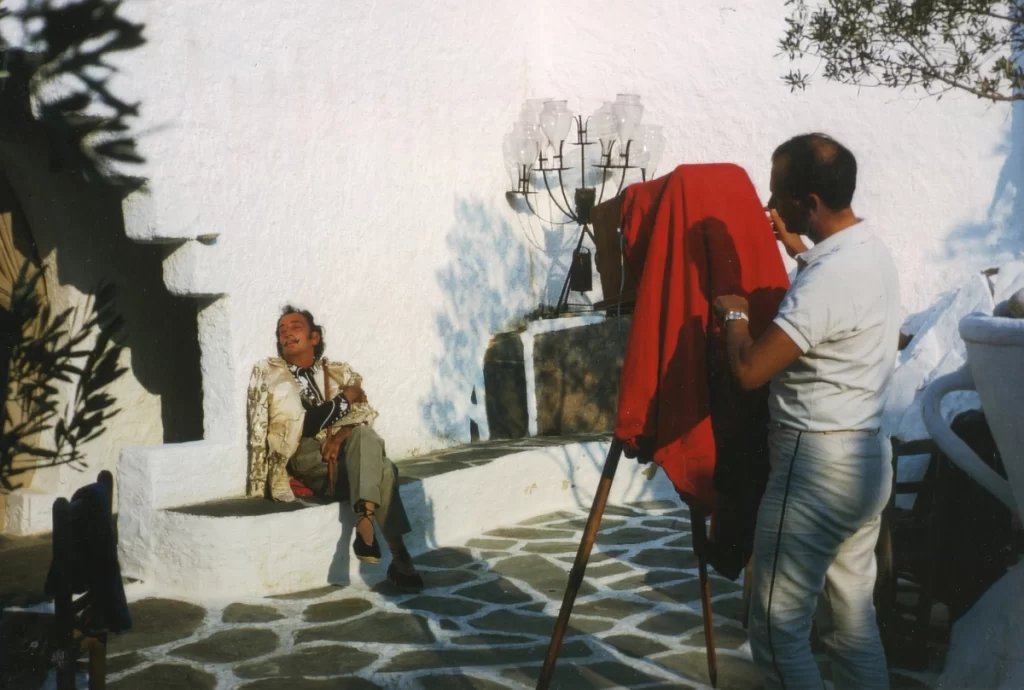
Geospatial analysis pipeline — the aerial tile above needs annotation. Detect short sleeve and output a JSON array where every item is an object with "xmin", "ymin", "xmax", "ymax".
[{"xmin": 773, "ymin": 261, "xmax": 848, "ymax": 352}]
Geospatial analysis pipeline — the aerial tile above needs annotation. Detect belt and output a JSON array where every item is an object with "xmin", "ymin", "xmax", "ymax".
[{"xmin": 768, "ymin": 421, "xmax": 880, "ymax": 435}]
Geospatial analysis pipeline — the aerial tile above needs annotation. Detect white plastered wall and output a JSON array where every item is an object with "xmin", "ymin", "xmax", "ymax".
[
  {"xmin": 99, "ymin": 1, "xmax": 1024, "ymax": 464},
  {"xmin": 0, "ymin": 128, "xmax": 203, "ymax": 534}
]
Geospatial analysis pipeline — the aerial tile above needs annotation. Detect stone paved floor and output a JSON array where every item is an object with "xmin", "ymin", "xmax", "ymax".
[{"xmin": 3, "ymin": 500, "xmax": 939, "ymax": 689}]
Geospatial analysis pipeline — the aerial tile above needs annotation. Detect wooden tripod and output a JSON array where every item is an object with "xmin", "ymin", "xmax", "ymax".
[{"xmin": 537, "ymin": 438, "xmax": 719, "ymax": 689}]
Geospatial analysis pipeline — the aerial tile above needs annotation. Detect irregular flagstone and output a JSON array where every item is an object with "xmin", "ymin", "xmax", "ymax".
[
  {"xmin": 418, "ymin": 674, "xmax": 514, "ymax": 690},
  {"xmin": 469, "ymin": 610, "xmax": 613, "ymax": 637},
  {"xmin": 522, "ymin": 541, "xmax": 582, "ymax": 555},
  {"xmin": 583, "ymin": 561, "xmax": 635, "ymax": 579},
  {"xmin": 108, "ymin": 663, "xmax": 217, "ymax": 690},
  {"xmin": 572, "ymin": 597, "xmax": 654, "ymax": 619},
  {"xmin": 106, "ymin": 652, "xmax": 146, "ymax": 675},
  {"xmin": 682, "ymin": 621, "xmax": 749, "ymax": 651},
  {"xmin": 490, "ymin": 555, "xmax": 596, "ymax": 600},
  {"xmin": 502, "ymin": 661, "xmax": 670, "ymax": 689},
  {"xmin": 710, "ymin": 593, "xmax": 749, "ymax": 622},
  {"xmin": 237, "ymin": 678, "xmax": 382, "ymax": 690},
  {"xmin": 483, "ymin": 527, "xmax": 576, "ymax": 540},
  {"xmin": 601, "ymin": 633, "xmax": 671, "ymax": 658},
  {"xmin": 631, "ymin": 547, "xmax": 698, "ymax": 570},
  {"xmin": 420, "ymin": 568, "xmax": 479, "ymax": 589},
  {"xmin": 519, "ymin": 510, "xmax": 577, "ymax": 525},
  {"xmin": 548, "ymin": 517, "xmax": 626, "ymax": 531},
  {"xmin": 645, "ymin": 518, "xmax": 690, "ymax": 531},
  {"xmin": 455, "ymin": 578, "xmax": 534, "ymax": 605},
  {"xmin": 657, "ymin": 651, "xmax": 764, "ymax": 689},
  {"xmin": 378, "ymin": 639, "xmax": 592, "ymax": 672},
  {"xmin": 637, "ymin": 609, "xmax": 706, "ymax": 637},
  {"xmin": 171, "ymin": 627, "xmax": 279, "ymax": 663},
  {"xmin": 233, "ymin": 644, "xmax": 377, "ymax": 679},
  {"xmin": 295, "ymin": 611, "xmax": 436, "ymax": 645},
  {"xmin": 556, "ymin": 549, "xmax": 627, "ymax": 565},
  {"xmin": 520, "ymin": 602, "xmax": 547, "ymax": 613},
  {"xmin": 440, "ymin": 619, "xmax": 460, "ymax": 631},
  {"xmin": 450, "ymin": 633, "xmax": 537, "ymax": 646},
  {"xmin": 401, "ymin": 594, "xmax": 484, "ymax": 617},
  {"xmin": 223, "ymin": 603, "xmax": 285, "ymax": 624},
  {"xmin": 415, "ymin": 547, "xmax": 476, "ymax": 568},
  {"xmin": 106, "ymin": 599, "xmax": 206, "ymax": 655},
  {"xmin": 302, "ymin": 597, "xmax": 374, "ymax": 623},
  {"xmin": 664, "ymin": 535, "xmax": 693, "ymax": 548},
  {"xmin": 605, "ymin": 572, "xmax": 696, "ymax": 591},
  {"xmin": 640, "ymin": 577, "xmax": 742, "ymax": 605},
  {"xmin": 267, "ymin": 585, "xmax": 339, "ymax": 600},
  {"xmin": 602, "ymin": 505, "xmax": 643, "ymax": 517},
  {"xmin": 595, "ymin": 527, "xmax": 676, "ymax": 547},
  {"xmin": 628, "ymin": 499, "xmax": 682, "ymax": 511},
  {"xmin": 466, "ymin": 538, "xmax": 518, "ymax": 550}
]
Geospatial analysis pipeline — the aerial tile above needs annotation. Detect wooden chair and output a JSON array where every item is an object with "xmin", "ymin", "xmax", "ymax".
[
  {"xmin": 875, "ymin": 437, "xmax": 944, "ymax": 667},
  {"xmin": 49, "ymin": 470, "xmax": 117, "ymax": 690}
]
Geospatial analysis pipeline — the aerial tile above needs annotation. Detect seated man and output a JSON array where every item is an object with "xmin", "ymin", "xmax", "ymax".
[{"xmin": 246, "ymin": 305, "xmax": 423, "ymax": 589}]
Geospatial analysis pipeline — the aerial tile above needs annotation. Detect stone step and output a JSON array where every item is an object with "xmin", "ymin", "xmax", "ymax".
[{"xmin": 117, "ymin": 437, "xmax": 677, "ymax": 599}]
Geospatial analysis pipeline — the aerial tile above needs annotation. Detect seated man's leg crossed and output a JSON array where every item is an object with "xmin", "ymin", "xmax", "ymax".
[{"xmin": 291, "ymin": 424, "xmax": 422, "ymax": 589}]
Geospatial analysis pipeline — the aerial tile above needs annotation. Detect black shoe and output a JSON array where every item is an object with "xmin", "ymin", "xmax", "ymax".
[
  {"xmin": 353, "ymin": 513, "xmax": 381, "ymax": 563},
  {"xmin": 387, "ymin": 561, "xmax": 424, "ymax": 591}
]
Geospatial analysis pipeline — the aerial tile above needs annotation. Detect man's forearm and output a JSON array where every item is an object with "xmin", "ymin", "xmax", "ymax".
[{"xmin": 723, "ymin": 320, "xmax": 756, "ymax": 388}]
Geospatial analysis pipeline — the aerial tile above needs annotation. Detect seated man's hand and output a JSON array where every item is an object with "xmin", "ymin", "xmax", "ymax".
[
  {"xmin": 321, "ymin": 426, "xmax": 353, "ymax": 464},
  {"xmin": 342, "ymin": 384, "xmax": 368, "ymax": 404}
]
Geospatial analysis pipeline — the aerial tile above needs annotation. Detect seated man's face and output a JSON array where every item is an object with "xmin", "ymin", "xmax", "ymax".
[{"xmin": 277, "ymin": 313, "xmax": 319, "ymax": 363}]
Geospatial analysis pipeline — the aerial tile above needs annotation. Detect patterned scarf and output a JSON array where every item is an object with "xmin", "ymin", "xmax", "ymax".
[{"xmin": 287, "ymin": 361, "xmax": 325, "ymax": 408}]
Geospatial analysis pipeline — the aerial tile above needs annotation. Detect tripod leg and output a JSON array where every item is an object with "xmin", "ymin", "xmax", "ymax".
[
  {"xmin": 691, "ymin": 508, "xmax": 718, "ymax": 688},
  {"xmin": 537, "ymin": 438, "xmax": 623, "ymax": 690}
]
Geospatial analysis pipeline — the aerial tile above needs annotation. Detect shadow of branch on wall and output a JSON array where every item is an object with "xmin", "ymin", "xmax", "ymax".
[
  {"xmin": 945, "ymin": 101, "xmax": 1024, "ymax": 266},
  {"xmin": 420, "ymin": 199, "xmax": 536, "ymax": 446}
]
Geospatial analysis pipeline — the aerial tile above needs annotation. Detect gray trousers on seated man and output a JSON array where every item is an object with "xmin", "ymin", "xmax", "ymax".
[{"xmin": 288, "ymin": 425, "xmax": 412, "ymax": 541}]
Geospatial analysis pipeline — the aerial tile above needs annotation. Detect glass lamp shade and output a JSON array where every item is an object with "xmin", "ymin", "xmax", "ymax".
[
  {"xmin": 588, "ymin": 101, "xmax": 617, "ymax": 156},
  {"xmin": 612, "ymin": 94, "xmax": 644, "ymax": 151},
  {"xmin": 540, "ymin": 100, "xmax": 572, "ymax": 150},
  {"xmin": 502, "ymin": 131, "xmax": 516, "ymax": 167},
  {"xmin": 520, "ymin": 98, "xmax": 550, "ymax": 125},
  {"xmin": 631, "ymin": 124, "xmax": 665, "ymax": 177},
  {"xmin": 506, "ymin": 123, "xmax": 539, "ymax": 167},
  {"xmin": 505, "ymin": 162, "xmax": 521, "ymax": 191}
]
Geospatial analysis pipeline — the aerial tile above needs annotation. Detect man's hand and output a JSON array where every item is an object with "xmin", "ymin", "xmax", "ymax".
[
  {"xmin": 768, "ymin": 208, "xmax": 808, "ymax": 259},
  {"xmin": 341, "ymin": 384, "xmax": 368, "ymax": 405},
  {"xmin": 713, "ymin": 295, "xmax": 750, "ymax": 323},
  {"xmin": 321, "ymin": 426, "xmax": 353, "ymax": 464}
]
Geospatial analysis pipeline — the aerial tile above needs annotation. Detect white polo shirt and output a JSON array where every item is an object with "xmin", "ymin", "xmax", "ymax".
[{"xmin": 769, "ymin": 220, "xmax": 902, "ymax": 432}]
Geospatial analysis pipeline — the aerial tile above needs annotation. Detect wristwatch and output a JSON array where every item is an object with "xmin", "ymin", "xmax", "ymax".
[{"xmin": 723, "ymin": 310, "xmax": 749, "ymax": 324}]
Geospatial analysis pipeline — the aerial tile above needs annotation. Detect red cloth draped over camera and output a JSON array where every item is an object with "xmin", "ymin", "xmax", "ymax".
[{"xmin": 614, "ymin": 163, "xmax": 790, "ymax": 515}]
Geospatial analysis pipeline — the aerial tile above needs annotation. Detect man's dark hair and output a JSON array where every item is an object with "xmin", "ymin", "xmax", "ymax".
[
  {"xmin": 772, "ymin": 133, "xmax": 857, "ymax": 211},
  {"xmin": 277, "ymin": 305, "xmax": 325, "ymax": 360}
]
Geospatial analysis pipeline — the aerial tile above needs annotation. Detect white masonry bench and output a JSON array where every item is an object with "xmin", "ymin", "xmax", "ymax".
[{"xmin": 116, "ymin": 436, "xmax": 678, "ymax": 598}]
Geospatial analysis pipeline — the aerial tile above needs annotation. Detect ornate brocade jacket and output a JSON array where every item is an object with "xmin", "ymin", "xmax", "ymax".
[{"xmin": 246, "ymin": 357, "xmax": 378, "ymax": 498}]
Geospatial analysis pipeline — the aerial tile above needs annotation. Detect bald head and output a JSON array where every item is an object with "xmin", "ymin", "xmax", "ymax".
[{"xmin": 772, "ymin": 133, "xmax": 857, "ymax": 211}]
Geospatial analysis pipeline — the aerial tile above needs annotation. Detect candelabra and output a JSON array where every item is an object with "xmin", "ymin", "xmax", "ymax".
[{"xmin": 503, "ymin": 95, "xmax": 665, "ymax": 315}]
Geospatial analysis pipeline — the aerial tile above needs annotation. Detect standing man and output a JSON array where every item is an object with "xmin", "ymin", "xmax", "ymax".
[
  {"xmin": 247, "ymin": 306, "xmax": 424, "ymax": 590},
  {"xmin": 713, "ymin": 133, "xmax": 900, "ymax": 689}
]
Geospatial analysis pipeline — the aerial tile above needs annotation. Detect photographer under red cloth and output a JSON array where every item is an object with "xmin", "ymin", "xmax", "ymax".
[{"xmin": 615, "ymin": 163, "xmax": 790, "ymax": 577}]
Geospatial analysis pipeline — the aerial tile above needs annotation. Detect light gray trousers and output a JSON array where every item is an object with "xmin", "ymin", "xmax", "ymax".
[
  {"xmin": 748, "ymin": 427, "xmax": 892, "ymax": 690},
  {"xmin": 289, "ymin": 425, "xmax": 412, "ymax": 541}
]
